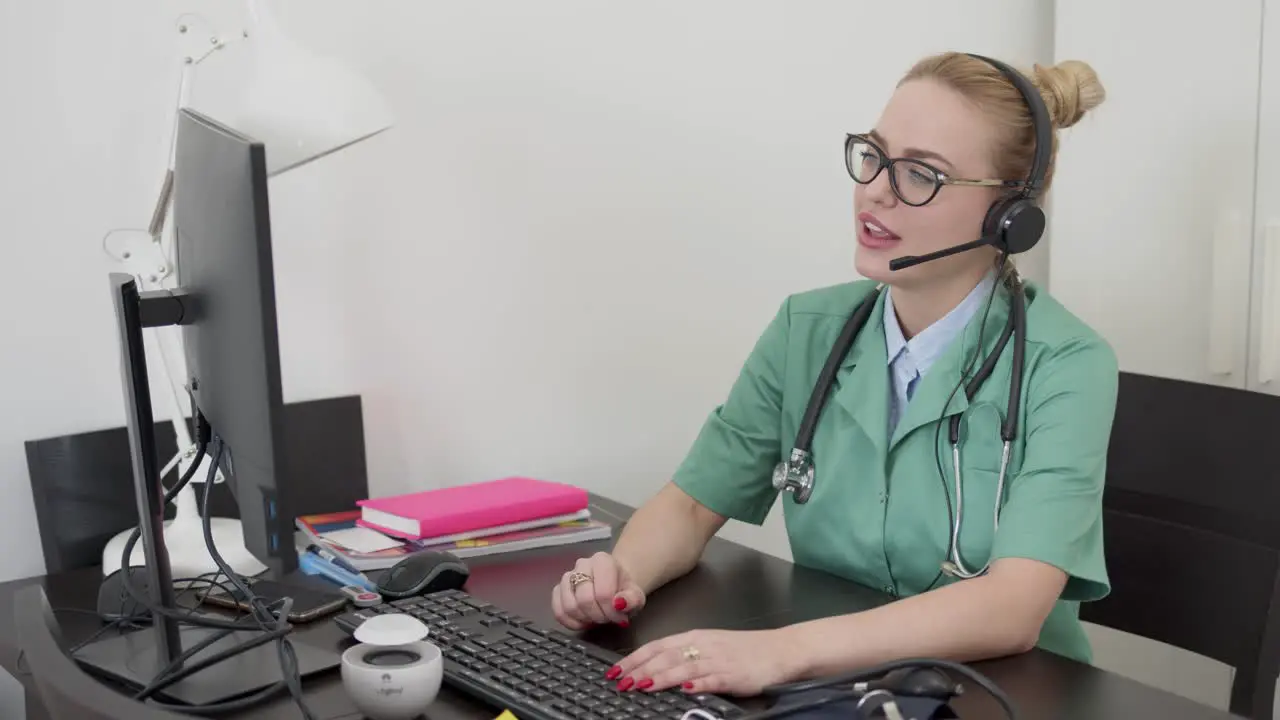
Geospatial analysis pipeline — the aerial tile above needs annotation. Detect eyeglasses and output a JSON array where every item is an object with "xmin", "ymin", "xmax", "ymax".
[{"xmin": 844, "ymin": 133, "xmax": 1021, "ymax": 206}]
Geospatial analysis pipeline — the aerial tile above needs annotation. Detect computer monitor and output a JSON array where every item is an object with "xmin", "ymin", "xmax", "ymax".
[
  {"xmin": 76, "ymin": 107, "xmax": 338, "ymax": 707},
  {"xmin": 172, "ymin": 107, "xmax": 294, "ymax": 575}
]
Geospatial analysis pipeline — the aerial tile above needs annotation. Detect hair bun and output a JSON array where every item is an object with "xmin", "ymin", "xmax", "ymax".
[{"xmin": 1032, "ymin": 60, "xmax": 1106, "ymax": 128}]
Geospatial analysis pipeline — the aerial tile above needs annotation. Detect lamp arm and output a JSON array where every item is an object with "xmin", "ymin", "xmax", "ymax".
[
  {"xmin": 138, "ymin": 55, "xmax": 196, "ymax": 479},
  {"xmin": 126, "ymin": 15, "xmax": 247, "ymax": 484},
  {"xmin": 146, "ymin": 17, "xmax": 247, "ymax": 261},
  {"xmin": 148, "ymin": 315, "xmax": 196, "ymax": 456}
]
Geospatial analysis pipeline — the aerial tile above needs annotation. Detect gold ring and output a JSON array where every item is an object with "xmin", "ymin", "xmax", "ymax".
[
  {"xmin": 568, "ymin": 571, "xmax": 592, "ymax": 590},
  {"xmin": 681, "ymin": 645, "xmax": 700, "ymax": 661}
]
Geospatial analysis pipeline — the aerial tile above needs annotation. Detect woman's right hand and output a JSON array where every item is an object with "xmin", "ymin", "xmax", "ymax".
[{"xmin": 551, "ymin": 551, "xmax": 646, "ymax": 630}]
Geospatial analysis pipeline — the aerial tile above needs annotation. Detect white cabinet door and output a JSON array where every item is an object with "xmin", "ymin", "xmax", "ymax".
[
  {"xmin": 1049, "ymin": 2, "xmax": 1263, "ymax": 388},
  {"xmin": 1248, "ymin": 5, "xmax": 1280, "ymax": 396}
]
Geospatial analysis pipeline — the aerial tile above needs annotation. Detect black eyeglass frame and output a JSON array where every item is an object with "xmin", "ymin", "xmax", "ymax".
[{"xmin": 844, "ymin": 133, "xmax": 1024, "ymax": 206}]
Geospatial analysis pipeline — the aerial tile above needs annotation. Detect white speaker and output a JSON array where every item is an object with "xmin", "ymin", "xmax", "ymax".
[{"xmin": 341, "ymin": 614, "xmax": 443, "ymax": 720}]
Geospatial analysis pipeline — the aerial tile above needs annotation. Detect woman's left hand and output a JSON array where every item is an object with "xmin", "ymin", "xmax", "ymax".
[{"xmin": 607, "ymin": 628, "xmax": 800, "ymax": 696}]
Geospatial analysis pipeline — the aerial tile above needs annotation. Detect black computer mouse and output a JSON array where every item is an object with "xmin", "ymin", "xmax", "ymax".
[{"xmin": 376, "ymin": 550, "xmax": 471, "ymax": 599}]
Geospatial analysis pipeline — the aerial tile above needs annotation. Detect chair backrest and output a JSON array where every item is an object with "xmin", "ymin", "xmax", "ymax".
[
  {"xmin": 14, "ymin": 584, "xmax": 193, "ymax": 719},
  {"xmin": 1080, "ymin": 371, "xmax": 1280, "ymax": 720},
  {"xmin": 25, "ymin": 394, "xmax": 370, "ymax": 574}
]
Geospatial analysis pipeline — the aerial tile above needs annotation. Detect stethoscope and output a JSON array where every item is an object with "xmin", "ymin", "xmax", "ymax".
[{"xmin": 771, "ymin": 275, "xmax": 1027, "ymax": 580}]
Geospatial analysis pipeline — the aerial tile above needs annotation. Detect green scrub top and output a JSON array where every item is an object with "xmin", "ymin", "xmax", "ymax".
[{"xmin": 671, "ymin": 277, "xmax": 1118, "ymax": 664}]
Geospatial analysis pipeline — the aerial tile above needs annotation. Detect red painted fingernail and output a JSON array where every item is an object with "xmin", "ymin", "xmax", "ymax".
[
  {"xmin": 605, "ymin": 665, "xmax": 621, "ymax": 679},
  {"xmin": 682, "ymin": 681, "xmax": 695, "ymax": 690},
  {"xmin": 638, "ymin": 678, "xmax": 654, "ymax": 690},
  {"xmin": 617, "ymin": 619, "xmax": 629, "ymax": 628},
  {"xmin": 613, "ymin": 597, "xmax": 628, "ymax": 611},
  {"xmin": 617, "ymin": 677, "xmax": 635, "ymax": 691}
]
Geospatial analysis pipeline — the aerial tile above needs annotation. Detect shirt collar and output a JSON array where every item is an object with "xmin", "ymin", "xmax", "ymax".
[{"xmin": 884, "ymin": 271, "xmax": 996, "ymax": 375}]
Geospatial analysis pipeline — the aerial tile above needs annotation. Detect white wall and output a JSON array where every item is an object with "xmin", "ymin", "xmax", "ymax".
[
  {"xmin": 6, "ymin": 0, "xmax": 1259, "ymax": 716},
  {"xmin": 263, "ymin": 0, "xmax": 1057, "ymax": 560},
  {"xmin": 0, "ymin": 0, "xmax": 1055, "ymax": 583}
]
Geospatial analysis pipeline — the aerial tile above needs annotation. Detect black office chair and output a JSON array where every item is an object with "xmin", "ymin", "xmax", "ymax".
[
  {"xmin": 24, "ymin": 395, "xmax": 370, "ymax": 573},
  {"xmin": 1079, "ymin": 371, "xmax": 1280, "ymax": 720},
  {"xmin": 14, "ymin": 584, "xmax": 193, "ymax": 719}
]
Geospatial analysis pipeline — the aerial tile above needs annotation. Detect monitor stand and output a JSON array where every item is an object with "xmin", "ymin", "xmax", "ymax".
[
  {"xmin": 75, "ymin": 624, "xmax": 341, "ymax": 706},
  {"xmin": 99, "ymin": 266, "xmax": 342, "ymax": 707}
]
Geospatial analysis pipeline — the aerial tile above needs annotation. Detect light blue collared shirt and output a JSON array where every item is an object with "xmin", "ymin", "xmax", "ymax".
[{"xmin": 884, "ymin": 272, "xmax": 995, "ymax": 435}]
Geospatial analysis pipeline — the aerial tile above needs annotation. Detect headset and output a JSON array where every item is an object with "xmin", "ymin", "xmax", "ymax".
[{"xmin": 771, "ymin": 53, "xmax": 1052, "ymax": 582}]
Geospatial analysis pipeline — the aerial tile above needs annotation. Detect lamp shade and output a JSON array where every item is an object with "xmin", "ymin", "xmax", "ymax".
[{"xmin": 230, "ymin": 0, "xmax": 393, "ymax": 176}]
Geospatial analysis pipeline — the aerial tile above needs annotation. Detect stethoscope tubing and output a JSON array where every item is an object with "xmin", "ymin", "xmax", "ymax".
[{"xmin": 774, "ymin": 278, "xmax": 1028, "ymax": 580}]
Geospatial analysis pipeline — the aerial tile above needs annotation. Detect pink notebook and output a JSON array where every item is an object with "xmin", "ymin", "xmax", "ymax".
[{"xmin": 355, "ymin": 477, "xmax": 589, "ymax": 540}]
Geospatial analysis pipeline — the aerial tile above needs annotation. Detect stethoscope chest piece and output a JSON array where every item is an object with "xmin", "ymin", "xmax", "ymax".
[
  {"xmin": 770, "ymin": 286, "xmax": 882, "ymax": 507},
  {"xmin": 772, "ymin": 448, "xmax": 815, "ymax": 504}
]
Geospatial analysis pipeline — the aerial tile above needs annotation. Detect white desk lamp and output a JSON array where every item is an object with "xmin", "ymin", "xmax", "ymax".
[{"xmin": 101, "ymin": 0, "xmax": 392, "ymax": 581}]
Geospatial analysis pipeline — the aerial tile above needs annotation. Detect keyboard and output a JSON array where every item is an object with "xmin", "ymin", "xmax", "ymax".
[{"xmin": 333, "ymin": 588, "xmax": 748, "ymax": 720}]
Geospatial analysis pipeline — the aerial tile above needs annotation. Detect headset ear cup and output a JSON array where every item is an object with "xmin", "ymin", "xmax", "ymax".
[
  {"xmin": 983, "ymin": 196, "xmax": 1044, "ymax": 255},
  {"xmin": 982, "ymin": 196, "xmax": 1013, "ymax": 243}
]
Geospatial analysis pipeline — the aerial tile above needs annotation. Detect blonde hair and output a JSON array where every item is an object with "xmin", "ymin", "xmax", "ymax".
[{"xmin": 898, "ymin": 52, "xmax": 1106, "ymax": 197}]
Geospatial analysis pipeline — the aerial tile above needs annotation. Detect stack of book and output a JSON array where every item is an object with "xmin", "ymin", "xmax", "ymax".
[{"xmin": 294, "ymin": 476, "xmax": 612, "ymax": 571}]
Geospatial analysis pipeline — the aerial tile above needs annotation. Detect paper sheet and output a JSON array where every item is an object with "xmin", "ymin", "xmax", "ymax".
[{"xmin": 321, "ymin": 526, "xmax": 404, "ymax": 553}]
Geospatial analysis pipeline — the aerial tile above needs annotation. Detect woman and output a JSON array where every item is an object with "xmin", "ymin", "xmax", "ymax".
[{"xmin": 551, "ymin": 51, "xmax": 1116, "ymax": 697}]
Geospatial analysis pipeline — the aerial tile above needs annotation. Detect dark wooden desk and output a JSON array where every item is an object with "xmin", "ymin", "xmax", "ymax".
[{"xmin": 0, "ymin": 496, "xmax": 1242, "ymax": 719}]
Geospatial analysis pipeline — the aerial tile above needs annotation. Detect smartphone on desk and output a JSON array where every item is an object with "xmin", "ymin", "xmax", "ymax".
[{"xmin": 201, "ymin": 579, "xmax": 348, "ymax": 623}]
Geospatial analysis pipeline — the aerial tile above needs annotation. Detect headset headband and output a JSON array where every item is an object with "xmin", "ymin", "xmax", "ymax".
[{"xmin": 964, "ymin": 53, "xmax": 1051, "ymax": 200}]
